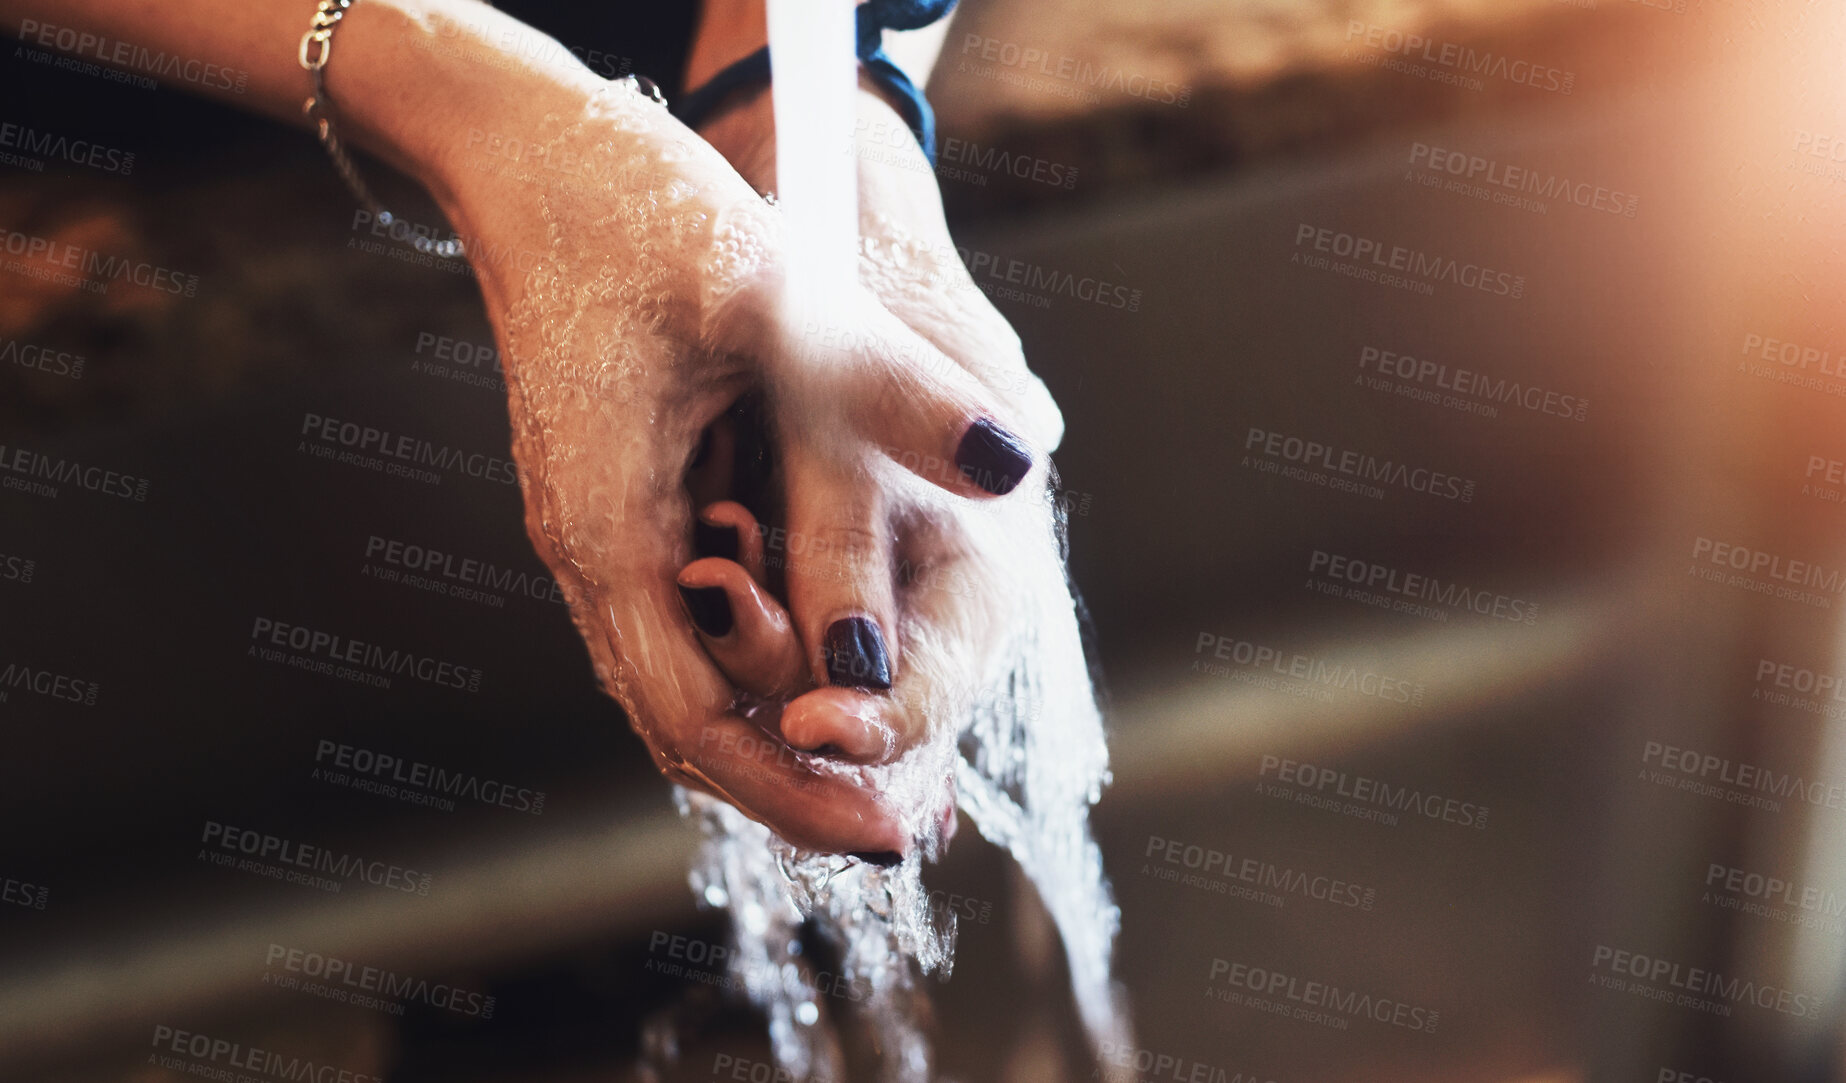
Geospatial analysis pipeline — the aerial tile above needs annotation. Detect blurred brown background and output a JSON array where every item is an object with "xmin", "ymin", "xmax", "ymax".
[{"xmin": 5, "ymin": 1, "xmax": 1845, "ymax": 1082}]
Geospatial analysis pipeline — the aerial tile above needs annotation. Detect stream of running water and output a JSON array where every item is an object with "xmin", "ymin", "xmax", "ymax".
[{"xmin": 676, "ymin": 5, "xmax": 1135, "ymax": 1079}]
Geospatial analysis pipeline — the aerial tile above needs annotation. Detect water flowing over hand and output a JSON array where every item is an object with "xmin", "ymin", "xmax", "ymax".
[{"xmin": 426, "ymin": 79, "xmax": 1048, "ymax": 857}]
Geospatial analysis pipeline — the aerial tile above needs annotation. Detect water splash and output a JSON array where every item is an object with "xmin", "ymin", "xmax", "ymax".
[
  {"xmin": 672, "ymin": 5, "xmax": 1133, "ymax": 1080},
  {"xmin": 682, "ymin": 467, "xmax": 1130, "ymax": 1082},
  {"xmin": 491, "ymin": 25, "xmax": 1132, "ymax": 1081}
]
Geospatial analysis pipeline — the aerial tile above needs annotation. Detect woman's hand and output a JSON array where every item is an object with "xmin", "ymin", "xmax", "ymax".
[
  {"xmin": 695, "ymin": 81, "xmax": 1068, "ymax": 453},
  {"xmin": 419, "ymin": 81, "xmax": 893, "ymax": 855},
  {"xmin": 398, "ymin": 31, "xmax": 1044, "ymax": 856},
  {"xmin": 0, "ymin": 0, "xmax": 1043, "ymax": 856},
  {"xmin": 679, "ymin": 80, "xmax": 1081, "ymax": 856}
]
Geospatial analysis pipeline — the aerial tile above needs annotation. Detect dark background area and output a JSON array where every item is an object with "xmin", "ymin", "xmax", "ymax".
[{"xmin": 5, "ymin": 2, "xmax": 1846, "ymax": 1082}]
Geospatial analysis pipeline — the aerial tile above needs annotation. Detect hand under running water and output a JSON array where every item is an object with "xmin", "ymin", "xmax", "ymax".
[
  {"xmin": 3, "ymin": 0, "xmax": 1060, "ymax": 858},
  {"xmin": 423, "ymin": 75, "xmax": 1049, "ymax": 859},
  {"xmin": 674, "ymin": 83, "xmax": 1083, "ymax": 856},
  {"xmin": 697, "ymin": 82, "xmax": 1068, "ymax": 452}
]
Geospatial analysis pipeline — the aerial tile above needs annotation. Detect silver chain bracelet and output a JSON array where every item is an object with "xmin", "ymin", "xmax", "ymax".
[{"xmin": 296, "ymin": 0, "xmax": 668, "ymax": 262}]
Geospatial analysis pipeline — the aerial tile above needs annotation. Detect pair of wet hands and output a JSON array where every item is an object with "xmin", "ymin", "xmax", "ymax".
[
  {"xmin": 669, "ymin": 372, "xmax": 1037, "ymax": 864},
  {"xmin": 475, "ymin": 80, "xmax": 1064, "ymax": 864}
]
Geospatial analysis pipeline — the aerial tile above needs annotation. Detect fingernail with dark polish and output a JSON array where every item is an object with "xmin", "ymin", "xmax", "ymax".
[
  {"xmin": 955, "ymin": 417, "xmax": 1032, "ymax": 496},
  {"xmin": 695, "ymin": 520, "xmax": 739, "ymax": 561},
  {"xmin": 824, "ymin": 617, "xmax": 892, "ymax": 690},
  {"xmin": 849, "ymin": 850, "xmax": 903, "ymax": 868},
  {"xmin": 679, "ymin": 585, "xmax": 733, "ymax": 637}
]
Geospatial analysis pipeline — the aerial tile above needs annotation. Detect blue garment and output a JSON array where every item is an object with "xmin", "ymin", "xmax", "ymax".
[
  {"xmin": 670, "ymin": 0, "xmax": 957, "ymax": 165},
  {"xmin": 855, "ymin": 0, "xmax": 956, "ymax": 164}
]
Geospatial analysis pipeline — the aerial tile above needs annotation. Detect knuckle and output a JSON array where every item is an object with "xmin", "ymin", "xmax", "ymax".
[{"xmin": 818, "ymin": 523, "xmax": 882, "ymax": 564}]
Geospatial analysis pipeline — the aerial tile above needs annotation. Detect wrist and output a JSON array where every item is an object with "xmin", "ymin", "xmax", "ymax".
[{"xmin": 323, "ymin": 0, "xmax": 603, "ymax": 207}]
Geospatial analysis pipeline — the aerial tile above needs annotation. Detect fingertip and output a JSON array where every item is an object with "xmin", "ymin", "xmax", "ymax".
[
  {"xmin": 781, "ymin": 686, "xmax": 898, "ymax": 764},
  {"xmin": 697, "ymin": 501, "xmax": 766, "ymax": 582},
  {"xmin": 685, "ymin": 722, "xmax": 908, "ymax": 856},
  {"xmin": 823, "ymin": 616, "xmax": 893, "ymax": 691},
  {"xmin": 954, "ymin": 417, "xmax": 1034, "ymax": 497}
]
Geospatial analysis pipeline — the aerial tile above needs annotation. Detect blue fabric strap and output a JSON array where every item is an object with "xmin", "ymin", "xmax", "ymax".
[
  {"xmin": 669, "ymin": 0, "xmax": 957, "ymax": 167},
  {"xmin": 855, "ymin": 0, "xmax": 952, "ymax": 167}
]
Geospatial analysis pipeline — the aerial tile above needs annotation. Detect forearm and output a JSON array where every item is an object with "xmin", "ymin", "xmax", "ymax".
[
  {"xmin": 0, "ymin": 0, "xmax": 604, "ymax": 199},
  {"xmin": 3, "ymin": 0, "xmax": 781, "ymax": 347}
]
